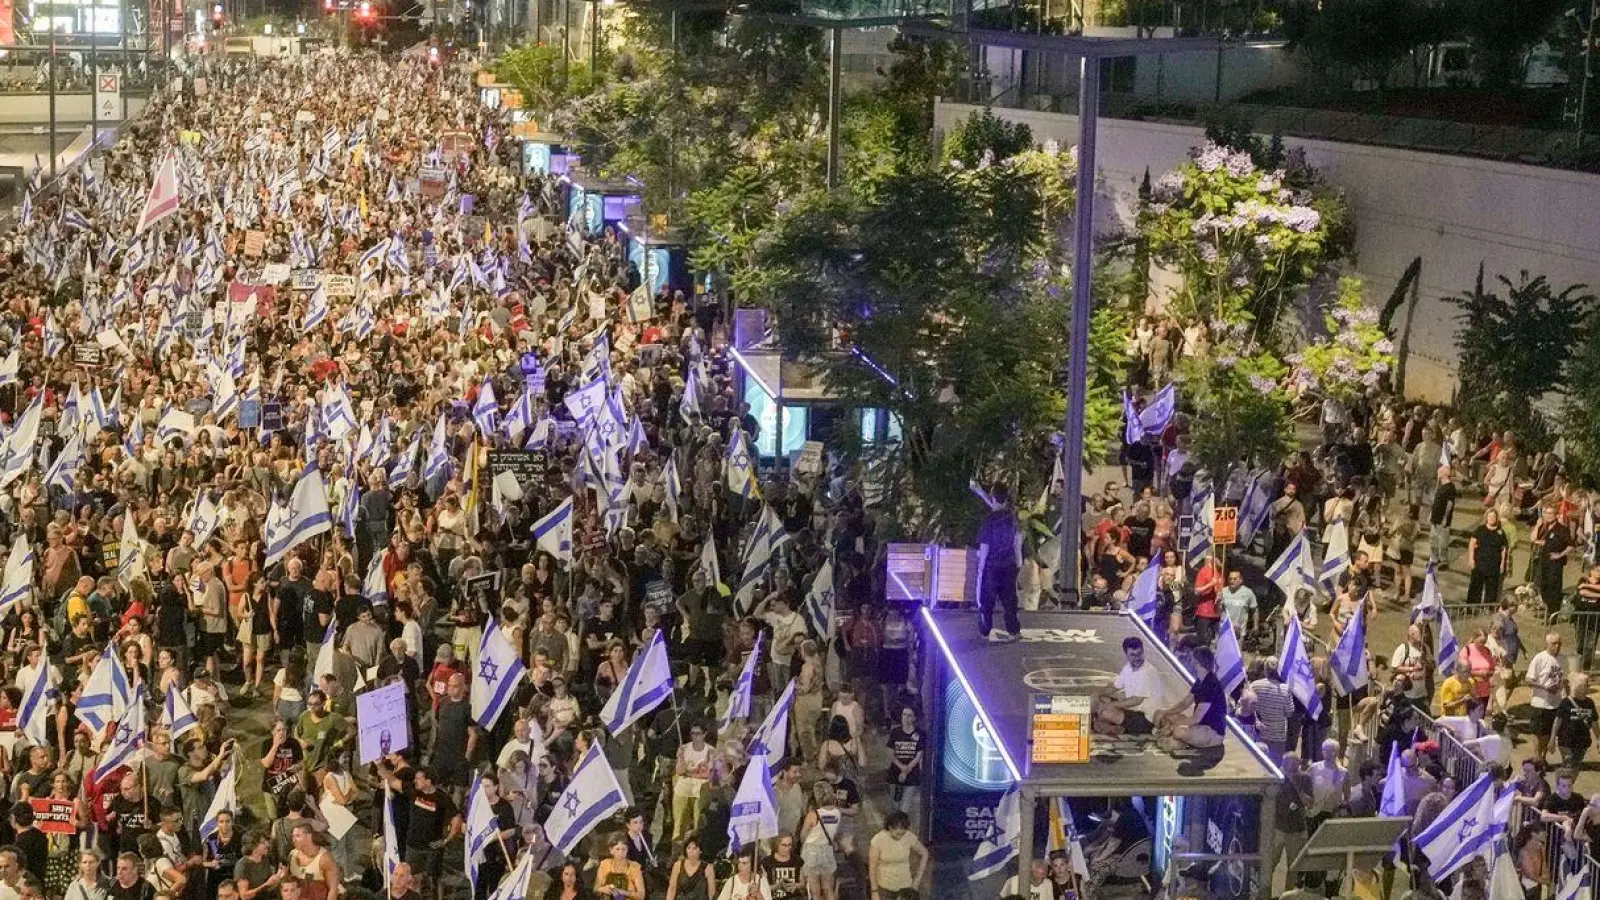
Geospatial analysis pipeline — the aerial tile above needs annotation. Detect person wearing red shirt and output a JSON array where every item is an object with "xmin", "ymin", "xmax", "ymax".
[
  {"xmin": 426, "ymin": 645, "xmax": 467, "ymax": 713},
  {"xmin": 1192, "ymin": 557, "xmax": 1223, "ymax": 643}
]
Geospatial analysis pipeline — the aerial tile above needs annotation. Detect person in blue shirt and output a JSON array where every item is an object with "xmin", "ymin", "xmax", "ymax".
[{"xmin": 1157, "ymin": 646, "xmax": 1228, "ymax": 751}]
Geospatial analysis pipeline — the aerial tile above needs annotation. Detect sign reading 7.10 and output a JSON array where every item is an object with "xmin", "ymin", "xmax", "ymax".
[{"xmin": 1212, "ymin": 506, "xmax": 1239, "ymax": 545}]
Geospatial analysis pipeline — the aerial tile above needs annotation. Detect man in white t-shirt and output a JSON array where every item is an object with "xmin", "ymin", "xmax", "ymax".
[
  {"xmin": 1095, "ymin": 637, "xmax": 1174, "ymax": 736},
  {"xmin": 1001, "ymin": 859, "xmax": 1051, "ymax": 900},
  {"xmin": 1389, "ymin": 625, "xmax": 1429, "ymax": 702},
  {"xmin": 1528, "ymin": 632, "xmax": 1567, "ymax": 760}
]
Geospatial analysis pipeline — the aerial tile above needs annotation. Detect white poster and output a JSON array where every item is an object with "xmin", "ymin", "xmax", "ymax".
[{"xmin": 355, "ymin": 681, "xmax": 411, "ymax": 763}]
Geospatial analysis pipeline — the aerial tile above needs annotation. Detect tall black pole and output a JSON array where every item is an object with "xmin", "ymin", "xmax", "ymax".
[
  {"xmin": 1058, "ymin": 54, "xmax": 1099, "ymax": 606},
  {"xmin": 48, "ymin": 26, "xmax": 58, "ymax": 180}
]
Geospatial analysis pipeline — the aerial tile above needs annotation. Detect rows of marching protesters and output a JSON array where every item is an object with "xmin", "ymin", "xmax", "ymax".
[
  {"xmin": 991, "ymin": 380, "xmax": 1600, "ymax": 898},
  {"xmin": 0, "ymin": 49, "xmax": 924, "ymax": 900}
]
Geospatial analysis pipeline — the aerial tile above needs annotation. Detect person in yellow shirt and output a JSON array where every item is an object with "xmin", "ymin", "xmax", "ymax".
[
  {"xmin": 63, "ymin": 576, "xmax": 94, "ymax": 625},
  {"xmin": 1435, "ymin": 661, "xmax": 1474, "ymax": 717}
]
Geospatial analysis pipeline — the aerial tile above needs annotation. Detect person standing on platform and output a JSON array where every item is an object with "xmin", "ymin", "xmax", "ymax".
[{"xmin": 977, "ymin": 487, "xmax": 1022, "ymax": 642}]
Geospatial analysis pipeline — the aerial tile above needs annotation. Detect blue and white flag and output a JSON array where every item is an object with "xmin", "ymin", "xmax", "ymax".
[
  {"xmin": 18, "ymin": 659, "xmax": 57, "ymax": 748},
  {"xmin": 304, "ymin": 284, "xmax": 329, "ymax": 331},
  {"xmin": 1267, "ymin": 531, "xmax": 1320, "ymax": 601},
  {"xmin": 1320, "ymin": 519, "xmax": 1351, "ymax": 595},
  {"xmin": 1411, "ymin": 563, "xmax": 1443, "ymax": 624},
  {"xmin": 472, "ymin": 379, "xmax": 499, "ymax": 438},
  {"xmin": 389, "ymin": 435, "xmax": 420, "ymax": 490},
  {"xmin": 465, "ymin": 774, "xmax": 500, "ymax": 892},
  {"xmin": 1329, "ymin": 602, "xmax": 1369, "ymax": 696},
  {"xmin": 1378, "ymin": 743, "xmax": 1407, "ymax": 817},
  {"xmin": 382, "ymin": 786, "xmax": 402, "ymax": 891},
  {"xmin": 1185, "ymin": 487, "xmax": 1215, "ymax": 569},
  {"xmin": 1440, "ymin": 441, "xmax": 1454, "ymax": 470},
  {"xmin": 0, "ymin": 350, "xmax": 17, "ymax": 387},
  {"xmin": 970, "ymin": 787, "xmax": 1021, "ymax": 881},
  {"xmin": 199, "ymin": 759, "xmax": 237, "ymax": 842},
  {"xmin": 362, "ymin": 552, "xmax": 389, "ymax": 605},
  {"xmin": 801, "ymin": 559, "xmax": 832, "ymax": 642},
  {"xmin": 472, "ymin": 617, "xmax": 528, "ymax": 730},
  {"xmin": 321, "ymin": 384, "xmax": 358, "ymax": 442},
  {"xmin": 723, "ymin": 633, "xmax": 764, "ymax": 728},
  {"xmin": 750, "ymin": 679, "xmax": 795, "ymax": 763},
  {"xmin": 264, "ymin": 465, "xmax": 333, "ymax": 567},
  {"xmin": 1138, "ymin": 383, "xmax": 1177, "ymax": 435},
  {"xmin": 43, "ymin": 431, "xmax": 84, "ymax": 494},
  {"xmin": 1279, "ymin": 614, "xmax": 1322, "ymax": 719},
  {"xmin": 1436, "ymin": 604, "xmax": 1461, "ymax": 679},
  {"xmin": 600, "ymin": 631, "xmax": 673, "ymax": 735},
  {"xmin": 735, "ymin": 505, "xmax": 790, "ymax": 617},
  {"xmin": 1126, "ymin": 560, "xmax": 1160, "ymax": 627},
  {"xmin": 162, "ymin": 684, "xmax": 199, "ymax": 741},
  {"xmin": 77, "ymin": 641, "xmax": 131, "ymax": 733},
  {"xmin": 93, "ymin": 686, "xmax": 147, "ymax": 784},
  {"xmin": 1237, "ymin": 473, "xmax": 1272, "ymax": 548},
  {"xmin": 337, "ymin": 484, "xmax": 360, "ymax": 539},
  {"xmin": 541, "ymin": 742, "xmax": 627, "ymax": 855},
  {"xmin": 563, "ymin": 377, "xmax": 608, "ymax": 423},
  {"xmin": 1214, "ymin": 616, "xmax": 1247, "ymax": 695},
  {"xmin": 533, "ymin": 497, "xmax": 574, "ymax": 566},
  {"xmin": 311, "ymin": 619, "xmax": 337, "ymax": 685},
  {"xmin": 487, "ymin": 851, "xmax": 537, "ymax": 900},
  {"xmin": 1555, "ymin": 865, "xmax": 1593, "ymax": 900},
  {"xmin": 725, "ymin": 430, "xmax": 759, "ymax": 499},
  {"xmin": 423, "ymin": 414, "xmax": 451, "ymax": 481},
  {"xmin": 503, "ymin": 391, "xmax": 535, "ymax": 444},
  {"xmin": 1122, "ymin": 391, "xmax": 1143, "ymax": 444},
  {"xmin": 727, "ymin": 751, "xmax": 779, "ymax": 854},
  {"xmin": 663, "ymin": 458, "xmax": 683, "ymax": 521},
  {"xmin": 1413, "ymin": 773, "xmax": 1501, "ymax": 881}
]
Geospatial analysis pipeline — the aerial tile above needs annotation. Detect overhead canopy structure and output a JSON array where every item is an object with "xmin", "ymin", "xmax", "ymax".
[{"xmin": 922, "ymin": 608, "xmax": 1284, "ymax": 897}]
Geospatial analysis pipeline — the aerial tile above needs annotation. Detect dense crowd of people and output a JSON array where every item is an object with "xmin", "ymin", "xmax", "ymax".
[{"xmin": 0, "ymin": 46, "xmax": 929, "ymax": 900}]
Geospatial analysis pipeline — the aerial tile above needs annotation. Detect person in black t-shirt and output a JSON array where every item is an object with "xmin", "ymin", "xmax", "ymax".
[
  {"xmin": 1122, "ymin": 504, "xmax": 1157, "ymax": 561},
  {"xmin": 1465, "ymin": 510, "xmax": 1509, "ymax": 608},
  {"xmin": 764, "ymin": 834, "xmax": 802, "ymax": 900},
  {"xmin": 885, "ymin": 708, "xmax": 924, "ymax": 821},
  {"xmin": 107, "ymin": 774, "xmax": 161, "ymax": 856},
  {"xmin": 397, "ymin": 768, "xmax": 460, "ymax": 888},
  {"xmin": 1553, "ymin": 673, "xmax": 1600, "ymax": 771},
  {"xmin": 1155, "ymin": 647, "xmax": 1227, "ymax": 751},
  {"xmin": 1539, "ymin": 770, "xmax": 1587, "ymax": 829},
  {"xmin": 106, "ymin": 852, "xmax": 155, "ymax": 900},
  {"xmin": 273, "ymin": 559, "xmax": 310, "ymax": 664},
  {"xmin": 1428, "ymin": 470, "xmax": 1457, "ymax": 565},
  {"xmin": 10, "ymin": 803, "xmax": 48, "ymax": 883}
]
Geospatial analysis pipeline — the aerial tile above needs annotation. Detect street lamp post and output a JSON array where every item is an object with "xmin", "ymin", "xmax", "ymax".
[{"xmin": 1057, "ymin": 52, "xmax": 1097, "ymax": 604}]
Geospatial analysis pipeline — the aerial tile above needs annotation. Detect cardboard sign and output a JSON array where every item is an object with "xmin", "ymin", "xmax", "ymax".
[
  {"xmin": 291, "ymin": 269, "xmax": 322, "ymax": 291},
  {"xmin": 1212, "ymin": 506, "xmax": 1238, "ymax": 546},
  {"xmin": 29, "ymin": 798, "xmax": 75, "ymax": 835},
  {"xmin": 238, "ymin": 398, "xmax": 261, "ymax": 429},
  {"xmin": 419, "ymin": 167, "xmax": 447, "ymax": 199},
  {"xmin": 185, "ymin": 311, "xmax": 205, "ymax": 336},
  {"xmin": 794, "ymin": 441, "xmax": 824, "ymax": 476},
  {"xmin": 355, "ymin": 681, "xmax": 411, "ymax": 764},
  {"xmin": 322, "ymin": 274, "xmax": 357, "ymax": 298},
  {"xmin": 71, "ymin": 343, "xmax": 104, "ymax": 368},
  {"xmin": 261, "ymin": 263, "xmax": 292, "ymax": 284},
  {"xmin": 261, "ymin": 401, "xmax": 284, "ymax": 433},
  {"xmin": 243, "ymin": 230, "xmax": 266, "ymax": 257}
]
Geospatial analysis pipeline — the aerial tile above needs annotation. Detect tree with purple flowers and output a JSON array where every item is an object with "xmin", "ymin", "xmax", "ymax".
[
  {"xmin": 1291, "ymin": 277, "xmax": 1398, "ymax": 405},
  {"xmin": 1139, "ymin": 140, "xmax": 1350, "ymax": 342}
]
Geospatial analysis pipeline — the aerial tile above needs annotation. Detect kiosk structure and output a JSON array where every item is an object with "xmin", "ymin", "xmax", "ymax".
[
  {"xmin": 921, "ymin": 608, "xmax": 1285, "ymax": 899},
  {"xmin": 566, "ymin": 172, "xmax": 642, "ymax": 238}
]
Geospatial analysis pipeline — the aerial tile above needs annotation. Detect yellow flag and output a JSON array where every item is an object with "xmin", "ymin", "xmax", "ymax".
[
  {"xmin": 358, "ymin": 194, "xmax": 368, "ymax": 220},
  {"xmin": 483, "ymin": 218, "xmax": 493, "ymax": 245}
]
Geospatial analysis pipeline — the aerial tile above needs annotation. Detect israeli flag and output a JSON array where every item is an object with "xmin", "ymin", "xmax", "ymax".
[
  {"xmin": 472, "ymin": 617, "xmax": 528, "ymax": 730},
  {"xmin": 1411, "ymin": 562, "xmax": 1443, "ymax": 624},
  {"xmin": 311, "ymin": 619, "xmax": 337, "ymax": 685},
  {"xmin": 802, "ymin": 560, "xmax": 833, "ymax": 643},
  {"xmin": 533, "ymin": 497, "xmax": 574, "ymax": 566},
  {"xmin": 18, "ymin": 658, "xmax": 57, "ymax": 748},
  {"xmin": 723, "ymin": 633, "xmax": 764, "ymax": 728},
  {"xmin": 735, "ymin": 505, "xmax": 789, "ymax": 617},
  {"xmin": 321, "ymin": 384, "xmax": 358, "ymax": 442},
  {"xmin": 486, "ymin": 851, "xmax": 537, "ymax": 900},
  {"xmin": 970, "ymin": 787, "xmax": 1021, "ymax": 881},
  {"xmin": 0, "ymin": 397, "xmax": 43, "ymax": 487},
  {"xmin": 727, "ymin": 751, "xmax": 779, "ymax": 853},
  {"xmin": 472, "ymin": 379, "xmax": 499, "ymax": 438},
  {"xmin": 525, "ymin": 417, "xmax": 552, "ymax": 452},
  {"xmin": 503, "ymin": 391, "xmax": 535, "ymax": 444},
  {"xmin": 465, "ymin": 774, "xmax": 500, "ymax": 892},
  {"xmin": 43, "ymin": 313, "xmax": 64, "ymax": 357},
  {"xmin": 363, "ymin": 553, "xmax": 389, "ymax": 605},
  {"xmin": 304, "ymin": 284, "xmax": 329, "ymax": 332},
  {"xmin": 1214, "ymin": 616, "xmax": 1247, "ymax": 695},
  {"xmin": 678, "ymin": 367, "xmax": 702, "ymax": 422},
  {"xmin": 1329, "ymin": 602, "xmax": 1370, "ymax": 695},
  {"xmin": 1267, "ymin": 531, "xmax": 1320, "ymax": 601},
  {"xmin": 1320, "ymin": 519, "xmax": 1351, "ymax": 594},
  {"xmin": 749, "ymin": 679, "xmax": 795, "ymax": 763},
  {"xmin": 1440, "ymin": 440, "xmax": 1454, "ymax": 470},
  {"xmin": 701, "ymin": 537, "xmax": 722, "ymax": 590},
  {"xmin": 1125, "ymin": 560, "xmax": 1160, "ymax": 627},
  {"xmin": 1555, "ymin": 864, "xmax": 1593, "ymax": 900},
  {"xmin": 663, "ymin": 458, "xmax": 682, "ymax": 522},
  {"xmin": 423, "ymin": 414, "xmax": 451, "ymax": 481},
  {"xmin": 1436, "ymin": 604, "xmax": 1461, "ymax": 679},
  {"xmin": 1122, "ymin": 391, "xmax": 1144, "ymax": 444},
  {"xmin": 1279, "ymin": 614, "xmax": 1323, "ymax": 719},
  {"xmin": 359, "ymin": 240, "xmax": 388, "ymax": 282},
  {"xmin": 389, "ymin": 435, "xmax": 421, "ymax": 490},
  {"xmin": 382, "ymin": 787, "xmax": 402, "ymax": 891},
  {"xmin": 1186, "ymin": 487, "xmax": 1214, "ymax": 569},
  {"xmin": 541, "ymin": 742, "xmax": 627, "ymax": 855},
  {"xmin": 599, "ymin": 631, "xmax": 674, "ymax": 735},
  {"xmin": 76, "ymin": 641, "xmax": 130, "ymax": 733},
  {"xmin": 43, "ymin": 431, "xmax": 85, "ymax": 494},
  {"xmin": 0, "ymin": 535, "xmax": 35, "ymax": 612},
  {"xmin": 116, "ymin": 512, "xmax": 146, "ymax": 587},
  {"xmin": 1378, "ymin": 743, "xmax": 1407, "ymax": 816},
  {"xmin": 1237, "ymin": 472, "xmax": 1272, "ymax": 548},
  {"xmin": 563, "ymin": 377, "xmax": 608, "ymax": 423},
  {"xmin": 0, "ymin": 349, "xmax": 17, "ymax": 387},
  {"xmin": 264, "ymin": 465, "xmax": 334, "ymax": 567},
  {"xmin": 163, "ymin": 684, "xmax": 199, "ymax": 741},
  {"xmin": 726, "ymin": 430, "xmax": 759, "ymax": 499},
  {"xmin": 199, "ymin": 759, "xmax": 237, "ymax": 842},
  {"xmin": 93, "ymin": 686, "xmax": 147, "ymax": 785},
  {"xmin": 1413, "ymin": 773, "xmax": 1501, "ymax": 881},
  {"xmin": 338, "ymin": 485, "xmax": 360, "ymax": 540}
]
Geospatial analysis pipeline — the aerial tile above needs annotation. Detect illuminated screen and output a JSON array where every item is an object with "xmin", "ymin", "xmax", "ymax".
[
  {"xmin": 602, "ymin": 194, "xmax": 638, "ymax": 221},
  {"xmin": 524, "ymin": 143, "xmax": 552, "ymax": 175},
  {"xmin": 940, "ymin": 680, "xmax": 1012, "ymax": 790},
  {"xmin": 567, "ymin": 187, "xmax": 585, "ymax": 226},
  {"xmin": 742, "ymin": 380, "xmax": 807, "ymax": 459},
  {"xmin": 584, "ymin": 194, "xmax": 603, "ymax": 234}
]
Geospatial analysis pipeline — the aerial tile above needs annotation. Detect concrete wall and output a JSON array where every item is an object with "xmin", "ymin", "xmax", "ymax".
[
  {"xmin": 934, "ymin": 101, "xmax": 1600, "ymax": 404},
  {"xmin": 0, "ymin": 93, "xmax": 149, "ymax": 125}
]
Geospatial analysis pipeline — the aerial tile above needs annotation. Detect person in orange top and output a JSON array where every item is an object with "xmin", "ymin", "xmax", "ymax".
[{"xmin": 1192, "ymin": 557, "xmax": 1223, "ymax": 643}]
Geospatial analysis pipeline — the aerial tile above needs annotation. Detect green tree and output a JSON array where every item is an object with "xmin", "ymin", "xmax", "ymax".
[
  {"xmin": 1290, "ymin": 276, "xmax": 1398, "ymax": 403},
  {"xmin": 1452, "ymin": 267, "xmax": 1595, "ymax": 437},
  {"xmin": 1560, "ymin": 306, "xmax": 1600, "ymax": 487},
  {"xmin": 1179, "ymin": 349, "xmax": 1296, "ymax": 474},
  {"xmin": 1281, "ymin": 0, "xmax": 1458, "ymax": 88},
  {"xmin": 942, "ymin": 109, "xmax": 1035, "ymax": 167},
  {"xmin": 1456, "ymin": 0, "xmax": 1572, "ymax": 89}
]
